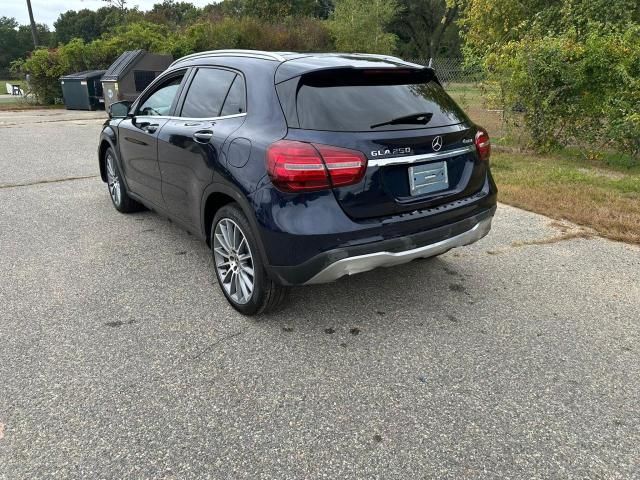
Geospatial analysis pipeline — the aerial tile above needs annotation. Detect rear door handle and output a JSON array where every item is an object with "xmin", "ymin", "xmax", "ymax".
[{"xmin": 193, "ymin": 130, "xmax": 213, "ymax": 143}]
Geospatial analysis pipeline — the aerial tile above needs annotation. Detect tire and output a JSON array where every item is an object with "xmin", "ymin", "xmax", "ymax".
[
  {"xmin": 104, "ymin": 147, "xmax": 144, "ymax": 213},
  {"xmin": 211, "ymin": 204, "xmax": 288, "ymax": 315}
]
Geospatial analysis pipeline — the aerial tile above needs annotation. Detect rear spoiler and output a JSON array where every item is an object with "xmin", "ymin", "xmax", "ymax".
[
  {"xmin": 284, "ymin": 66, "xmax": 439, "ymax": 88},
  {"xmin": 274, "ymin": 56, "xmax": 434, "ymax": 84}
]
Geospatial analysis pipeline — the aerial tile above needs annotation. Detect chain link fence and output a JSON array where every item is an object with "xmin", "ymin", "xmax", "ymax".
[
  {"xmin": 404, "ymin": 57, "xmax": 506, "ymax": 138},
  {"xmin": 406, "ymin": 57, "xmax": 485, "ymax": 85}
]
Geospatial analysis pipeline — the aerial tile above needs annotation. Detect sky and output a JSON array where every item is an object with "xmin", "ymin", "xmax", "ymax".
[{"xmin": 2, "ymin": 0, "xmax": 214, "ymax": 27}]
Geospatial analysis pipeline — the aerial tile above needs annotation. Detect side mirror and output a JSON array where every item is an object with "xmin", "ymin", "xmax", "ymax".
[{"xmin": 109, "ymin": 101, "xmax": 132, "ymax": 119}]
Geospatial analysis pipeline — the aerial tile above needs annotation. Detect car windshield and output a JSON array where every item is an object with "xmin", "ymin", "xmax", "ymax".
[{"xmin": 294, "ymin": 69, "xmax": 469, "ymax": 132}]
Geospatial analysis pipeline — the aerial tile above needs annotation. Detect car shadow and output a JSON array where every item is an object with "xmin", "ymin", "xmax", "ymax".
[{"xmin": 253, "ymin": 254, "xmax": 479, "ymax": 331}]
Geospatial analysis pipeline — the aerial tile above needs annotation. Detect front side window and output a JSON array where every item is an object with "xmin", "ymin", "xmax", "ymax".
[
  {"xmin": 137, "ymin": 75, "xmax": 183, "ymax": 116},
  {"xmin": 181, "ymin": 68, "xmax": 237, "ymax": 118}
]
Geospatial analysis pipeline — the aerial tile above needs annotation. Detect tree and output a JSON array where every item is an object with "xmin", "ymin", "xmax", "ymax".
[
  {"xmin": 146, "ymin": 1, "xmax": 201, "ymax": 26},
  {"xmin": 0, "ymin": 17, "xmax": 51, "ymax": 76},
  {"xmin": 0, "ymin": 17, "xmax": 20, "ymax": 73},
  {"xmin": 17, "ymin": 24, "xmax": 52, "ymax": 48},
  {"xmin": 328, "ymin": 0, "xmax": 399, "ymax": 54},
  {"xmin": 392, "ymin": 0, "xmax": 461, "ymax": 58},
  {"xmin": 219, "ymin": 0, "xmax": 333, "ymax": 20},
  {"xmin": 103, "ymin": 0, "xmax": 128, "ymax": 11},
  {"xmin": 54, "ymin": 10, "xmax": 100, "ymax": 43},
  {"xmin": 95, "ymin": 6, "xmax": 129, "ymax": 34}
]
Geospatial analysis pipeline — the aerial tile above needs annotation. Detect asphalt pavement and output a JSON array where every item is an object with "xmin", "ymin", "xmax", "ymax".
[{"xmin": 0, "ymin": 110, "xmax": 638, "ymax": 479}]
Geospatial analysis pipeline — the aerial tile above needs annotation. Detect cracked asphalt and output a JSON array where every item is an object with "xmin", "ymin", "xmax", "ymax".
[{"xmin": 0, "ymin": 110, "xmax": 639, "ymax": 479}]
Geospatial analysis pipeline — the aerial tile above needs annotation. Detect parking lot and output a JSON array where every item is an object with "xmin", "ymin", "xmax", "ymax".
[{"xmin": 1, "ymin": 110, "xmax": 639, "ymax": 478}]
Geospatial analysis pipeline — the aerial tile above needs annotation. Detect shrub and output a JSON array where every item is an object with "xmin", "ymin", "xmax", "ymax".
[
  {"xmin": 487, "ymin": 25, "xmax": 640, "ymax": 159},
  {"xmin": 11, "ymin": 49, "xmax": 66, "ymax": 104}
]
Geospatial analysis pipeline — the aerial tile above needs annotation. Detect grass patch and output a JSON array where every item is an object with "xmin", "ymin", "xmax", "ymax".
[
  {"xmin": 0, "ymin": 96, "xmax": 21, "ymax": 105},
  {"xmin": 0, "ymin": 102, "xmax": 64, "ymax": 111},
  {"xmin": 446, "ymin": 82, "xmax": 506, "ymax": 141},
  {"xmin": 447, "ymin": 83, "xmax": 640, "ymax": 244},
  {"xmin": 0, "ymin": 80, "xmax": 62, "ymax": 110},
  {"xmin": 0, "ymin": 79, "xmax": 24, "ymax": 94},
  {"xmin": 492, "ymin": 150, "xmax": 640, "ymax": 244}
]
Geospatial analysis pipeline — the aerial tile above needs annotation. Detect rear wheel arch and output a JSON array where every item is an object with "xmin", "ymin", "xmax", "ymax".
[
  {"xmin": 203, "ymin": 192, "xmax": 236, "ymax": 246},
  {"xmin": 201, "ymin": 184, "xmax": 268, "ymax": 265}
]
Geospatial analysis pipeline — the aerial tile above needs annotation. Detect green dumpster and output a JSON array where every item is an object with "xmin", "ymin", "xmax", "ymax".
[{"xmin": 60, "ymin": 70, "xmax": 106, "ymax": 110}]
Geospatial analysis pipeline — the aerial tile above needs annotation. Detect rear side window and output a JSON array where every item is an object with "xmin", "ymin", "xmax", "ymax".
[
  {"xmin": 220, "ymin": 75, "xmax": 246, "ymax": 116},
  {"xmin": 181, "ymin": 68, "xmax": 236, "ymax": 118},
  {"xmin": 290, "ymin": 69, "xmax": 468, "ymax": 132}
]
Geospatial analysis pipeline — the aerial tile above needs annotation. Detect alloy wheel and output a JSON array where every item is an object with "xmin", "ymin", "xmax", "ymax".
[
  {"xmin": 213, "ymin": 218, "xmax": 255, "ymax": 304},
  {"xmin": 106, "ymin": 154, "xmax": 121, "ymax": 206}
]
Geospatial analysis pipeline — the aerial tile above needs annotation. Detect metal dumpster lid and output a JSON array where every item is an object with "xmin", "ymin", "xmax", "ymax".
[{"xmin": 60, "ymin": 70, "xmax": 107, "ymax": 81}]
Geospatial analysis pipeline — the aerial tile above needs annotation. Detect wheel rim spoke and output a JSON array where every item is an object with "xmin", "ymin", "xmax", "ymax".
[
  {"xmin": 213, "ymin": 218, "xmax": 255, "ymax": 305},
  {"xmin": 239, "ymin": 271, "xmax": 252, "ymax": 293},
  {"xmin": 221, "ymin": 223, "xmax": 232, "ymax": 252},
  {"xmin": 234, "ymin": 273, "xmax": 242, "ymax": 300},
  {"xmin": 222, "ymin": 267, "xmax": 233, "ymax": 283},
  {"xmin": 231, "ymin": 223, "xmax": 238, "ymax": 250},
  {"xmin": 215, "ymin": 233, "xmax": 231, "ymax": 254}
]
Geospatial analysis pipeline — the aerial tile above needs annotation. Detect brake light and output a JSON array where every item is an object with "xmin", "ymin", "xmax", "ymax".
[
  {"xmin": 475, "ymin": 128, "xmax": 491, "ymax": 162},
  {"xmin": 266, "ymin": 140, "xmax": 367, "ymax": 192},
  {"xmin": 314, "ymin": 144, "xmax": 367, "ymax": 187}
]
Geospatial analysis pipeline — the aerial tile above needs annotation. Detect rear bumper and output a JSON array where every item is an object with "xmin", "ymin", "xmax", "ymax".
[
  {"xmin": 267, "ymin": 206, "xmax": 495, "ymax": 285},
  {"xmin": 306, "ymin": 215, "xmax": 492, "ymax": 284}
]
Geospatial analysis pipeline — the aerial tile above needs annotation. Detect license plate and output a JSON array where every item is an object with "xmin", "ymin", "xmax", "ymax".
[{"xmin": 409, "ymin": 161, "xmax": 449, "ymax": 196}]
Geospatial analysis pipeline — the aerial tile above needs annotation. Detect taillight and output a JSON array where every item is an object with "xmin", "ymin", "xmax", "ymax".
[
  {"xmin": 266, "ymin": 140, "xmax": 367, "ymax": 192},
  {"xmin": 266, "ymin": 141, "xmax": 328, "ymax": 192},
  {"xmin": 314, "ymin": 143, "xmax": 367, "ymax": 187},
  {"xmin": 475, "ymin": 128, "xmax": 491, "ymax": 162}
]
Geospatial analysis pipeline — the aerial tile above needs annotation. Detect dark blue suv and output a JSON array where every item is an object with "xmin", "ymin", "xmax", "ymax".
[{"xmin": 99, "ymin": 50, "xmax": 497, "ymax": 315}]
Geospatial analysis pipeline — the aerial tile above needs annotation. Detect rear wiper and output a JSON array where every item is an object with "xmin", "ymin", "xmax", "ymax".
[{"xmin": 370, "ymin": 112, "xmax": 433, "ymax": 129}]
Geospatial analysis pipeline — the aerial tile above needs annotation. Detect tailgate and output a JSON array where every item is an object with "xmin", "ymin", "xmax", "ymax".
[{"xmin": 276, "ymin": 67, "xmax": 486, "ymax": 219}]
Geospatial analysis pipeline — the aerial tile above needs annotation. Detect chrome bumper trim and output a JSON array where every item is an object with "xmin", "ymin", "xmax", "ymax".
[
  {"xmin": 368, "ymin": 145, "xmax": 475, "ymax": 167},
  {"xmin": 304, "ymin": 217, "xmax": 492, "ymax": 285}
]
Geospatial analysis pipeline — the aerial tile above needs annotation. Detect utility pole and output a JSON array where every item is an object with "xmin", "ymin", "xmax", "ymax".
[{"xmin": 26, "ymin": 0, "xmax": 39, "ymax": 48}]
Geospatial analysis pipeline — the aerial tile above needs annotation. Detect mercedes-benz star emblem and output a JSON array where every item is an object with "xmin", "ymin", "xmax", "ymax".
[{"xmin": 432, "ymin": 136, "xmax": 443, "ymax": 152}]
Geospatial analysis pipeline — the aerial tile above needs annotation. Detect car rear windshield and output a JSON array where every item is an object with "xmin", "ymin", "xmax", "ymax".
[{"xmin": 290, "ymin": 69, "xmax": 468, "ymax": 132}]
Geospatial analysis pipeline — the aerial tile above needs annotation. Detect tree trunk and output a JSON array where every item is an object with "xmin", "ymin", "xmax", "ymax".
[{"xmin": 26, "ymin": 0, "xmax": 39, "ymax": 48}]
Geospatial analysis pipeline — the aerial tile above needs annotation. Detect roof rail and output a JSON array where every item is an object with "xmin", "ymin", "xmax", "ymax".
[
  {"xmin": 339, "ymin": 52, "xmax": 427, "ymax": 69},
  {"xmin": 170, "ymin": 49, "xmax": 287, "ymax": 67}
]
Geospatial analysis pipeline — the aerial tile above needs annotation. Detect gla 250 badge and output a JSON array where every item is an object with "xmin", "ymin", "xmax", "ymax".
[{"xmin": 370, "ymin": 147, "xmax": 412, "ymax": 157}]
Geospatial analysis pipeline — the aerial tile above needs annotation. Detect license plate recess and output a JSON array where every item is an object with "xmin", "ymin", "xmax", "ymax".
[{"xmin": 408, "ymin": 161, "xmax": 448, "ymax": 196}]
